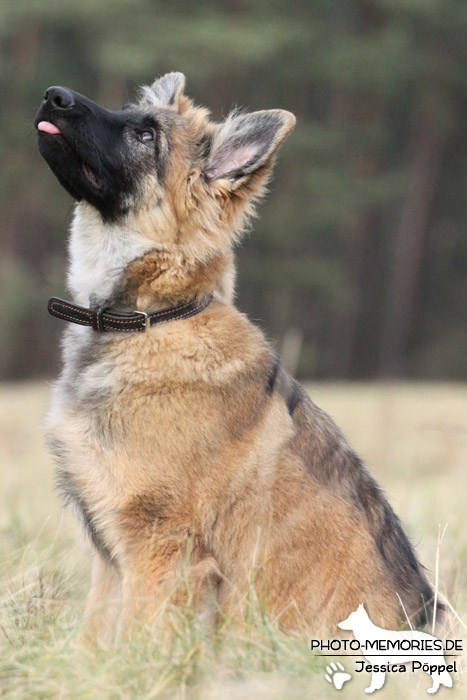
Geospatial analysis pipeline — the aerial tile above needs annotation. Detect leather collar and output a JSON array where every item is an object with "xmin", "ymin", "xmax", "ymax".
[{"xmin": 48, "ymin": 294, "xmax": 213, "ymax": 333}]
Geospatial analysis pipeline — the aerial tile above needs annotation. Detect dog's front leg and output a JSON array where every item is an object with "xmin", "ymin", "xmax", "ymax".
[
  {"xmin": 117, "ymin": 535, "xmax": 221, "ymax": 635},
  {"xmin": 365, "ymin": 669, "xmax": 386, "ymax": 693},
  {"xmin": 79, "ymin": 551, "xmax": 121, "ymax": 645}
]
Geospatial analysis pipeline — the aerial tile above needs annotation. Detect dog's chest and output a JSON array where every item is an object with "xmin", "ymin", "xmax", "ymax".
[
  {"xmin": 46, "ymin": 396, "xmax": 120, "ymax": 562},
  {"xmin": 68, "ymin": 205, "xmax": 155, "ymax": 306},
  {"xmin": 46, "ymin": 328, "xmax": 130, "ymax": 551}
]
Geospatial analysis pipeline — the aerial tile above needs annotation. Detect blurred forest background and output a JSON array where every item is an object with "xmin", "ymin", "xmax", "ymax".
[{"xmin": 1, "ymin": 0, "xmax": 466, "ymax": 381}]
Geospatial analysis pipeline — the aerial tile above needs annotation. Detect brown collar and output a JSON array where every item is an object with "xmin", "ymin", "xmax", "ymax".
[{"xmin": 48, "ymin": 294, "xmax": 213, "ymax": 333}]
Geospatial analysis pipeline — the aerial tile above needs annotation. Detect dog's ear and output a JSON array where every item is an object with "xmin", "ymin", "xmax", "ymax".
[
  {"xmin": 141, "ymin": 72, "xmax": 186, "ymax": 110},
  {"xmin": 204, "ymin": 109, "xmax": 296, "ymax": 191}
]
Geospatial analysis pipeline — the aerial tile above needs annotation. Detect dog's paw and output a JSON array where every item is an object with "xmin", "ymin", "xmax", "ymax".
[{"xmin": 325, "ymin": 661, "xmax": 352, "ymax": 690}]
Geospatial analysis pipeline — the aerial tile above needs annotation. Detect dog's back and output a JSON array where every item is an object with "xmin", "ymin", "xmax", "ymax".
[{"xmin": 236, "ymin": 360, "xmax": 437, "ymax": 630}]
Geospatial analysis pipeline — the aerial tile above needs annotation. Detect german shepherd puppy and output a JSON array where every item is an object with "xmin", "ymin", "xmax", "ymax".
[{"xmin": 35, "ymin": 72, "xmax": 437, "ymax": 639}]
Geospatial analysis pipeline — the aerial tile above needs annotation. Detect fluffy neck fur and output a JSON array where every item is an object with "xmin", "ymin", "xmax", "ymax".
[{"xmin": 67, "ymin": 203, "xmax": 235, "ymax": 310}]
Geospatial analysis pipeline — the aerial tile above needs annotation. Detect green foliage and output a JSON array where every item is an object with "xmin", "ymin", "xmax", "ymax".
[{"xmin": 1, "ymin": 0, "xmax": 467, "ymax": 378}]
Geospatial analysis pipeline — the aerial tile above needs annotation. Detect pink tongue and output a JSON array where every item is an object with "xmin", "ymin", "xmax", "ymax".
[{"xmin": 37, "ymin": 121, "xmax": 61, "ymax": 135}]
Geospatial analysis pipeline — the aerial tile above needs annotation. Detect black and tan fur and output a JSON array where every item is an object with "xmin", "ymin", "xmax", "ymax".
[{"xmin": 35, "ymin": 72, "xmax": 438, "ymax": 640}]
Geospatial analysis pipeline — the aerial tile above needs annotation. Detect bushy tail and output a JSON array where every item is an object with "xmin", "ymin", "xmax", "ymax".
[{"xmin": 352, "ymin": 458, "xmax": 441, "ymax": 629}]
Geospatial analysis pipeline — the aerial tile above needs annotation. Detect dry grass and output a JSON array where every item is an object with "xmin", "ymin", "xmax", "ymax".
[{"xmin": 0, "ymin": 381, "xmax": 466, "ymax": 699}]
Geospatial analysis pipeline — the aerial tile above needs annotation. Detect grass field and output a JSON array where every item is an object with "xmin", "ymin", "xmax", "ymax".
[{"xmin": 1, "ymin": 382, "xmax": 466, "ymax": 699}]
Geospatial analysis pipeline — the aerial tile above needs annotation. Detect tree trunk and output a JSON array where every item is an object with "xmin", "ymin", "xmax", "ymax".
[
  {"xmin": 379, "ymin": 93, "xmax": 446, "ymax": 376},
  {"xmin": 326, "ymin": 2, "xmax": 384, "ymax": 378}
]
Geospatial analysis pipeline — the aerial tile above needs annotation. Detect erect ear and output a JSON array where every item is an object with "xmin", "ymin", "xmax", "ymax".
[
  {"xmin": 204, "ymin": 109, "xmax": 296, "ymax": 189},
  {"xmin": 141, "ymin": 71, "xmax": 186, "ymax": 109}
]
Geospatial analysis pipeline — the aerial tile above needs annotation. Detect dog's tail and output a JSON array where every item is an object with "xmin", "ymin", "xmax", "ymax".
[{"xmin": 351, "ymin": 459, "xmax": 444, "ymax": 630}]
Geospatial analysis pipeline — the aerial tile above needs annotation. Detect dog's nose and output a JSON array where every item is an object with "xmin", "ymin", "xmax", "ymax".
[{"xmin": 43, "ymin": 86, "xmax": 75, "ymax": 111}]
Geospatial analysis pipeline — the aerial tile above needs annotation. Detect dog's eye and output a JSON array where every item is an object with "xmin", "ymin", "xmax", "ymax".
[{"xmin": 136, "ymin": 129, "xmax": 154, "ymax": 143}]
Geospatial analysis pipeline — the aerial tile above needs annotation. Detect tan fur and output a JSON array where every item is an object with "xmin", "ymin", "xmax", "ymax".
[{"xmin": 45, "ymin": 74, "xmax": 434, "ymax": 643}]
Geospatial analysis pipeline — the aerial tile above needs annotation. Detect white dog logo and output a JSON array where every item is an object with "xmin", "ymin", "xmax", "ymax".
[{"xmin": 337, "ymin": 604, "xmax": 453, "ymax": 694}]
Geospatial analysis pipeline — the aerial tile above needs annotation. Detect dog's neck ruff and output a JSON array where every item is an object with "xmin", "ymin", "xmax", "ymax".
[{"xmin": 48, "ymin": 295, "xmax": 213, "ymax": 333}]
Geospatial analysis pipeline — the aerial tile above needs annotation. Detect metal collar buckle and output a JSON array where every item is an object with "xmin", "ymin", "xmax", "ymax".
[{"xmin": 134, "ymin": 310, "xmax": 151, "ymax": 331}]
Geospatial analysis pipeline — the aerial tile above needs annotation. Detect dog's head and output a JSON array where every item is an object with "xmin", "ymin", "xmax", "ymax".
[
  {"xmin": 35, "ymin": 72, "xmax": 295, "ymax": 261},
  {"xmin": 337, "ymin": 603, "xmax": 370, "ymax": 631}
]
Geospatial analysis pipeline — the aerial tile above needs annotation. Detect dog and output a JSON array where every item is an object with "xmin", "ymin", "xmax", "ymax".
[
  {"xmin": 35, "ymin": 72, "xmax": 438, "ymax": 640},
  {"xmin": 338, "ymin": 604, "xmax": 453, "ymax": 693}
]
